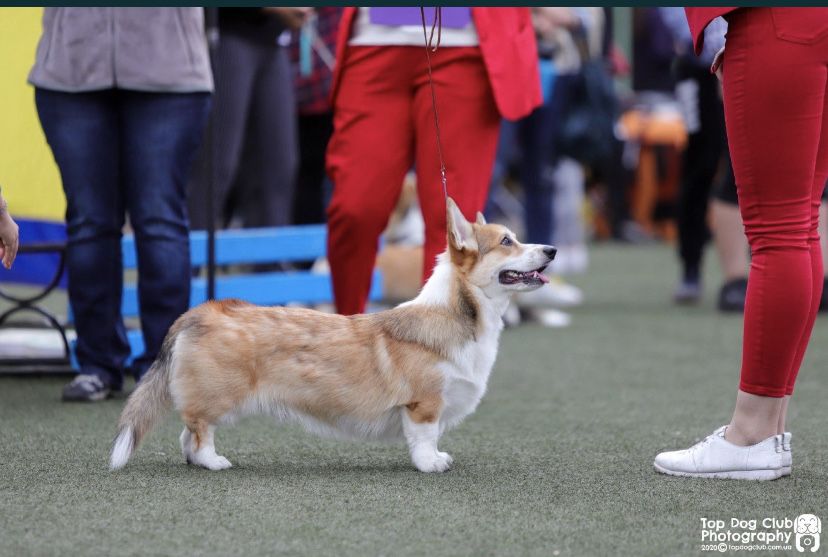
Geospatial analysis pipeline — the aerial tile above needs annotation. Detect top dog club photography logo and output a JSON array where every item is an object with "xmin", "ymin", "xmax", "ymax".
[
  {"xmin": 699, "ymin": 514, "xmax": 822, "ymax": 553},
  {"xmin": 795, "ymin": 515, "xmax": 822, "ymax": 553}
]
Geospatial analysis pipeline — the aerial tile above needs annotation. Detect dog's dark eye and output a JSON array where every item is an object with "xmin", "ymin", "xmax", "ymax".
[{"xmin": 500, "ymin": 236, "xmax": 512, "ymax": 247}]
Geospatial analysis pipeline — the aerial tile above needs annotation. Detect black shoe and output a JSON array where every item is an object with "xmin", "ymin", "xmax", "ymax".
[
  {"xmin": 62, "ymin": 374, "xmax": 112, "ymax": 402},
  {"xmin": 718, "ymin": 278, "xmax": 748, "ymax": 312},
  {"xmin": 820, "ymin": 278, "xmax": 828, "ymax": 313}
]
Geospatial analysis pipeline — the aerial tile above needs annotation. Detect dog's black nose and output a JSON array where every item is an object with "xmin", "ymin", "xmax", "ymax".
[{"xmin": 543, "ymin": 246, "xmax": 557, "ymax": 260}]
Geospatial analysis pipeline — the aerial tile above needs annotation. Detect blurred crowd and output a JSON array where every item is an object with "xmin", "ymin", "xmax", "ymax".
[
  {"xmin": 192, "ymin": 7, "xmax": 625, "ymax": 329},
  {"xmin": 184, "ymin": 8, "xmax": 828, "ymax": 329},
  {"xmin": 15, "ymin": 7, "xmax": 828, "ymax": 400}
]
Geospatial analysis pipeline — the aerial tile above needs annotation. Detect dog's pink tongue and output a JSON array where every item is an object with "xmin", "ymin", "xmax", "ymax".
[{"xmin": 535, "ymin": 271, "xmax": 549, "ymax": 284}]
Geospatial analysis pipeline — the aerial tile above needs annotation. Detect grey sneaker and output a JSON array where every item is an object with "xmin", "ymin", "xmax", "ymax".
[
  {"xmin": 673, "ymin": 280, "xmax": 701, "ymax": 305},
  {"xmin": 62, "ymin": 374, "xmax": 111, "ymax": 402}
]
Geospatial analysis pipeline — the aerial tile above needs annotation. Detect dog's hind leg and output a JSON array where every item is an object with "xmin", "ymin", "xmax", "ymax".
[
  {"xmin": 180, "ymin": 427, "xmax": 195, "ymax": 464},
  {"xmin": 402, "ymin": 395, "xmax": 452, "ymax": 473},
  {"xmin": 185, "ymin": 419, "xmax": 232, "ymax": 471}
]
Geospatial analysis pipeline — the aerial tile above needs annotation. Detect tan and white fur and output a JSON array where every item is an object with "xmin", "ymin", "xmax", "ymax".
[{"xmin": 110, "ymin": 198, "xmax": 556, "ymax": 473}]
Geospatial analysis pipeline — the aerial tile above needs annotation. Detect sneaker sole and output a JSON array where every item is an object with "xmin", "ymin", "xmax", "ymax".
[
  {"xmin": 62, "ymin": 390, "xmax": 112, "ymax": 402},
  {"xmin": 654, "ymin": 462, "xmax": 784, "ymax": 481}
]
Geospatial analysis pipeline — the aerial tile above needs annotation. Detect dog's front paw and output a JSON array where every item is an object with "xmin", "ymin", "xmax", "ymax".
[
  {"xmin": 192, "ymin": 451, "xmax": 233, "ymax": 471},
  {"xmin": 411, "ymin": 447, "xmax": 453, "ymax": 473}
]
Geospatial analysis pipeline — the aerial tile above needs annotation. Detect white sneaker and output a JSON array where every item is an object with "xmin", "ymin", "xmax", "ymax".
[
  {"xmin": 781, "ymin": 432, "xmax": 792, "ymax": 476},
  {"xmin": 653, "ymin": 426, "xmax": 785, "ymax": 480},
  {"xmin": 514, "ymin": 277, "xmax": 583, "ymax": 309},
  {"xmin": 523, "ymin": 308, "xmax": 572, "ymax": 328}
]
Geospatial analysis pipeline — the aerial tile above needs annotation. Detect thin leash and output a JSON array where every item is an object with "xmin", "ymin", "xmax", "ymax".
[{"xmin": 420, "ymin": 7, "xmax": 448, "ymax": 202}]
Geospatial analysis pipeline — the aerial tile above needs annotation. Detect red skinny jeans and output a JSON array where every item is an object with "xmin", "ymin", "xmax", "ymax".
[{"xmin": 724, "ymin": 8, "xmax": 828, "ymax": 396}]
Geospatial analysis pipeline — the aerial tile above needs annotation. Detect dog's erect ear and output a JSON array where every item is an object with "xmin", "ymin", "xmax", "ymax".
[
  {"xmin": 446, "ymin": 197, "xmax": 477, "ymax": 252},
  {"xmin": 475, "ymin": 211, "xmax": 487, "ymax": 226}
]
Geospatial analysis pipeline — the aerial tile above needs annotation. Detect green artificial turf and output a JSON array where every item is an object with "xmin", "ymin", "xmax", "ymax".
[{"xmin": 1, "ymin": 244, "xmax": 826, "ymax": 556}]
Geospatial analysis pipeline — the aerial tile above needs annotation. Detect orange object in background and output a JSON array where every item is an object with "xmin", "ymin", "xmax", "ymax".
[{"xmin": 619, "ymin": 107, "xmax": 687, "ymax": 241}]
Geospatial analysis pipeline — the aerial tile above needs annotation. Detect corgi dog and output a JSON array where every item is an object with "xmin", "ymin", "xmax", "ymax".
[{"xmin": 109, "ymin": 198, "xmax": 556, "ymax": 473}]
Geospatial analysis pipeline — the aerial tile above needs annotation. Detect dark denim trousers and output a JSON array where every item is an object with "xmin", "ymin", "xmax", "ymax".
[
  {"xmin": 36, "ymin": 88, "xmax": 210, "ymax": 388},
  {"xmin": 517, "ymin": 73, "xmax": 578, "ymax": 245}
]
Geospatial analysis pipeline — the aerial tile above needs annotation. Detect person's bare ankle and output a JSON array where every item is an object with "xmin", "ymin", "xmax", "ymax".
[{"xmin": 725, "ymin": 422, "xmax": 777, "ymax": 446}]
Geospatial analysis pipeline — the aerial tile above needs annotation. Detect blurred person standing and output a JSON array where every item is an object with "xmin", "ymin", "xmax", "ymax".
[
  {"xmin": 326, "ymin": 7, "xmax": 541, "ymax": 315},
  {"xmin": 30, "ymin": 8, "xmax": 212, "ymax": 401},
  {"xmin": 547, "ymin": 7, "xmax": 606, "ymax": 276},
  {"xmin": 655, "ymin": 7, "xmax": 828, "ymax": 479},
  {"xmin": 290, "ymin": 7, "xmax": 343, "ymax": 226},
  {"xmin": 660, "ymin": 8, "xmax": 750, "ymax": 310},
  {"xmin": 189, "ymin": 8, "xmax": 303, "ymax": 231},
  {"xmin": 496, "ymin": 8, "xmax": 602, "ymax": 328}
]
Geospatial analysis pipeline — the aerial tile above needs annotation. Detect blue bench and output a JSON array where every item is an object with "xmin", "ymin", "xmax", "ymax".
[{"xmin": 77, "ymin": 225, "xmax": 382, "ymax": 364}]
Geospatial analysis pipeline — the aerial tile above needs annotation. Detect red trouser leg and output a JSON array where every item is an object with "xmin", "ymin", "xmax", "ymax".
[
  {"xmin": 786, "ymin": 99, "xmax": 828, "ymax": 394},
  {"xmin": 723, "ymin": 8, "xmax": 828, "ymax": 397},
  {"xmin": 326, "ymin": 46, "xmax": 500, "ymax": 313},
  {"xmin": 326, "ymin": 47, "xmax": 415, "ymax": 315},
  {"xmin": 413, "ymin": 48, "xmax": 501, "ymax": 282}
]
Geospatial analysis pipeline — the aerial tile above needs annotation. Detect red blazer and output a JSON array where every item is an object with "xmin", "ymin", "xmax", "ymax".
[
  {"xmin": 685, "ymin": 7, "xmax": 738, "ymax": 55},
  {"xmin": 331, "ymin": 7, "xmax": 542, "ymax": 121}
]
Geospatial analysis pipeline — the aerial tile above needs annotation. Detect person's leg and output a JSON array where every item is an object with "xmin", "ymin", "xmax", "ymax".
[
  {"xmin": 483, "ymin": 118, "xmax": 518, "ymax": 221},
  {"xmin": 711, "ymin": 148, "xmax": 750, "ymax": 311},
  {"xmin": 711, "ymin": 149, "xmax": 749, "ymax": 278},
  {"xmin": 35, "ymin": 88, "xmax": 129, "ymax": 394},
  {"xmin": 783, "ymin": 109, "xmax": 828, "ymax": 397},
  {"xmin": 121, "ymin": 90, "xmax": 211, "ymax": 380},
  {"xmin": 655, "ymin": 9, "xmax": 828, "ymax": 479},
  {"xmin": 326, "ymin": 46, "xmax": 416, "ymax": 314},
  {"xmin": 821, "ymin": 197, "xmax": 828, "ymax": 311},
  {"xmin": 413, "ymin": 47, "xmax": 500, "ymax": 281},
  {"xmin": 711, "ymin": 199, "xmax": 748, "ymax": 279},
  {"xmin": 674, "ymin": 65, "xmax": 725, "ymax": 296},
  {"xmin": 722, "ymin": 8, "xmax": 828, "ymax": 445},
  {"xmin": 552, "ymin": 157, "xmax": 588, "ymax": 273},
  {"xmin": 293, "ymin": 112, "xmax": 335, "ymax": 225},
  {"xmin": 236, "ymin": 45, "xmax": 298, "ymax": 228},
  {"xmin": 518, "ymin": 104, "xmax": 556, "ymax": 245},
  {"xmin": 778, "ymin": 395, "xmax": 790, "ymax": 434},
  {"xmin": 187, "ymin": 33, "xmax": 258, "ymax": 230},
  {"xmin": 548, "ymin": 73, "xmax": 588, "ymax": 274}
]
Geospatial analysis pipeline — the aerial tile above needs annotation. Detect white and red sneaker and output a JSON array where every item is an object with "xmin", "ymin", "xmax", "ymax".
[{"xmin": 654, "ymin": 426, "xmax": 785, "ymax": 480}]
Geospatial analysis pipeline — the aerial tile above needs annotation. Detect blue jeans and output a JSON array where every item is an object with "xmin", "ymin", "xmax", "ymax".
[
  {"xmin": 518, "ymin": 73, "xmax": 578, "ymax": 245},
  {"xmin": 486, "ymin": 74, "xmax": 578, "ymax": 244},
  {"xmin": 36, "ymin": 88, "xmax": 211, "ymax": 388}
]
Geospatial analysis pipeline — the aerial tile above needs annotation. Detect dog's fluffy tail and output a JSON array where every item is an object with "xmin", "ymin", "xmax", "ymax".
[{"xmin": 109, "ymin": 332, "xmax": 177, "ymax": 470}]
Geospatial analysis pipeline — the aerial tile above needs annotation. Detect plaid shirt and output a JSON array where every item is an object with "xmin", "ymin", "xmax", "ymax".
[{"xmin": 290, "ymin": 7, "xmax": 343, "ymax": 115}]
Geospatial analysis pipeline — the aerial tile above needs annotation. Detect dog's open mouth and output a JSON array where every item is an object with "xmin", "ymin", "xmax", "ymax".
[{"xmin": 498, "ymin": 265, "xmax": 550, "ymax": 285}]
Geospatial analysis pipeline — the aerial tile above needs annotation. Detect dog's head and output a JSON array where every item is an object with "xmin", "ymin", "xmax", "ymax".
[
  {"xmin": 795, "ymin": 514, "xmax": 822, "ymax": 535},
  {"xmin": 445, "ymin": 198, "xmax": 556, "ymax": 298}
]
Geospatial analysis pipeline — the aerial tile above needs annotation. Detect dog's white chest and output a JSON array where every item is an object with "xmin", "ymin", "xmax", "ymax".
[{"xmin": 440, "ymin": 326, "xmax": 501, "ymax": 430}]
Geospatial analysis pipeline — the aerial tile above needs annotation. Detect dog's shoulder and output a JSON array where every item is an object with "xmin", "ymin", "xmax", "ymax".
[{"xmin": 367, "ymin": 305, "xmax": 475, "ymax": 358}]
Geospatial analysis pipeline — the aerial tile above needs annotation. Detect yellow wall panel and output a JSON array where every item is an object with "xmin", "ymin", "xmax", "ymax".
[{"xmin": 0, "ymin": 7, "xmax": 65, "ymax": 222}]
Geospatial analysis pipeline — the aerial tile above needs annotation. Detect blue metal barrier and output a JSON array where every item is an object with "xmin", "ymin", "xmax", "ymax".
[{"xmin": 72, "ymin": 225, "xmax": 383, "ymax": 366}]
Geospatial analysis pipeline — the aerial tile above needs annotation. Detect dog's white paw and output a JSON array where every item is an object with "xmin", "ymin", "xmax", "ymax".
[
  {"xmin": 207, "ymin": 456, "xmax": 233, "ymax": 471},
  {"xmin": 192, "ymin": 451, "xmax": 233, "ymax": 471},
  {"xmin": 412, "ymin": 448, "xmax": 453, "ymax": 473}
]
